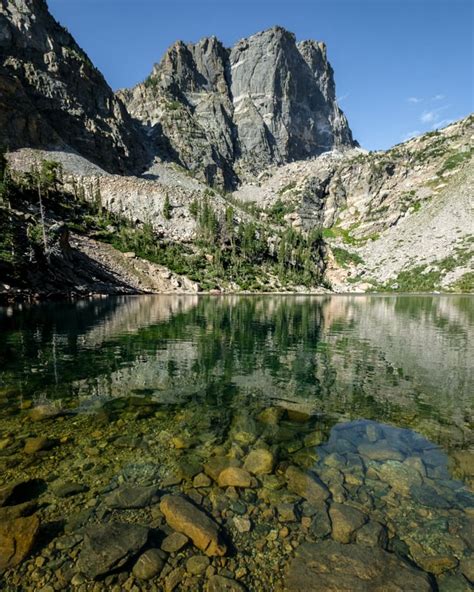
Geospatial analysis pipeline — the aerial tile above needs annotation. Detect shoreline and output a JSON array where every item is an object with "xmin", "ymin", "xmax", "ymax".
[{"xmin": 0, "ymin": 288, "xmax": 470, "ymax": 305}]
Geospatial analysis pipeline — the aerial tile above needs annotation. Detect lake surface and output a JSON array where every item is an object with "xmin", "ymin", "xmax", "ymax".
[{"xmin": 0, "ymin": 295, "xmax": 473, "ymax": 591}]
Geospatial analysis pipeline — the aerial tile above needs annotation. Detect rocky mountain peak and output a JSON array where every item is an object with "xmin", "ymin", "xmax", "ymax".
[
  {"xmin": 0, "ymin": 0, "xmax": 148, "ymax": 174},
  {"xmin": 121, "ymin": 26, "xmax": 356, "ymax": 187}
]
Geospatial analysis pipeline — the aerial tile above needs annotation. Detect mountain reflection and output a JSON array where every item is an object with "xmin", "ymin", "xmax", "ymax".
[{"xmin": 0, "ymin": 295, "xmax": 472, "ymax": 454}]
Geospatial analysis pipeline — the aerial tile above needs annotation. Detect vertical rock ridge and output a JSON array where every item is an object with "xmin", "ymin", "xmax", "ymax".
[{"xmin": 121, "ymin": 25, "xmax": 356, "ymax": 187}]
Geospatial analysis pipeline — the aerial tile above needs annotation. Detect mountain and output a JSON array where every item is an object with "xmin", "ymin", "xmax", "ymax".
[
  {"xmin": 0, "ymin": 0, "xmax": 472, "ymax": 299},
  {"xmin": 0, "ymin": 0, "xmax": 148, "ymax": 174},
  {"xmin": 119, "ymin": 27, "xmax": 355, "ymax": 188}
]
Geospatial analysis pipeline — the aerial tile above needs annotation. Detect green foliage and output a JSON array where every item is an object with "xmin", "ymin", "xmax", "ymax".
[
  {"xmin": 0, "ymin": 147, "xmax": 12, "ymax": 203},
  {"xmin": 163, "ymin": 194, "xmax": 172, "ymax": 220},
  {"xmin": 379, "ymin": 247, "xmax": 473, "ymax": 292},
  {"xmin": 437, "ymin": 149, "xmax": 473, "ymax": 176},
  {"xmin": 278, "ymin": 181, "xmax": 297, "ymax": 195},
  {"xmin": 143, "ymin": 75, "xmax": 158, "ymax": 90},
  {"xmin": 332, "ymin": 247, "xmax": 364, "ymax": 268},
  {"xmin": 267, "ymin": 199, "xmax": 294, "ymax": 224},
  {"xmin": 197, "ymin": 198, "xmax": 219, "ymax": 245},
  {"xmin": 277, "ymin": 227, "xmax": 324, "ymax": 285},
  {"xmin": 20, "ymin": 160, "xmax": 63, "ymax": 195},
  {"xmin": 189, "ymin": 199, "xmax": 199, "ymax": 219},
  {"xmin": 166, "ymin": 100, "xmax": 181, "ymax": 111},
  {"xmin": 1, "ymin": 159, "xmax": 327, "ymax": 292},
  {"xmin": 450, "ymin": 272, "xmax": 474, "ymax": 293}
]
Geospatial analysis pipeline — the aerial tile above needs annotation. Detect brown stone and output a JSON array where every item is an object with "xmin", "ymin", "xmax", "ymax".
[
  {"xmin": 161, "ymin": 532, "xmax": 189, "ymax": 553},
  {"xmin": 203, "ymin": 457, "xmax": 240, "ymax": 481},
  {"xmin": 243, "ymin": 449, "xmax": 275, "ymax": 476},
  {"xmin": 193, "ymin": 473, "xmax": 212, "ymax": 488},
  {"xmin": 285, "ymin": 465, "xmax": 329, "ymax": 506},
  {"xmin": 0, "ymin": 514, "xmax": 40, "ymax": 571},
  {"xmin": 285, "ymin": 541, "xmax": 434, "ymax": 591},
  {"xmin": 329, "ymin": 503, "xmax": 367, "ymax": 543},
  {"xmin": 206, "ymin": 575, "xmax": 246, "ymax": 591},
  {"xmin": 24, "ymin": 437, "xmax": 56, "ymax": 454},
  {"xmin": 217, "ymin": 467, "xmax": 252, "ymax": 488},
  {"xmin": 160, "ymin": 495, "xmax": 227, "ymax": 556},
  {"xmin": 0, "ymin": 501, "xmax": 37, "ymax": 521},
  {"xmin": 29, "ymin": 405, "xmax": 62, "ymax": 422}
]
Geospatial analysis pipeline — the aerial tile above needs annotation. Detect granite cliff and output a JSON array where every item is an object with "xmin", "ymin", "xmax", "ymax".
[{"xmin": 119, "ymin": 27, "xmax": 355, "ymax": 187}]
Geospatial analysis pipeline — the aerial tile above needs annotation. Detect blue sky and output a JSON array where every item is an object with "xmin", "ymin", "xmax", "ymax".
[{"xmin": 48, "ymin": 0, "xmax": 473, "ymax": 151}]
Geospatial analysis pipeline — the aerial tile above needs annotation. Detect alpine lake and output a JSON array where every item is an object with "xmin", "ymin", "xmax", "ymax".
[{"xmin": 0, "ymin": 295, "xmax": 472, "ymax": 592}]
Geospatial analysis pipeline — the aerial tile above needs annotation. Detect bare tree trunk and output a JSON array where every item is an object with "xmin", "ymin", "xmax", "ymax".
[{"xmin": 37, "ymin": 180, "xmax": 48, "ymax": 260}]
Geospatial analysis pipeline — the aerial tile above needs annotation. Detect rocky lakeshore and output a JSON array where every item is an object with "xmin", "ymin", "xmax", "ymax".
[{"xmin": 0, "ymin": 385, "xmax": 473, "ymax": 591}]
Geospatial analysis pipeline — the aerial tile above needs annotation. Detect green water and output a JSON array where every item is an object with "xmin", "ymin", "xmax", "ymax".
[{"xmin": 0, "ymin": 295, "xmax": 472, "ymax": 591}]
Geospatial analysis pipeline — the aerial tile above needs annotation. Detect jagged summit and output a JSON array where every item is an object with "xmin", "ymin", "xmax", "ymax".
[
  {"xmin": 119, "ymin": 26, "xmax": 356, "ymax": 187},
  {"xmin": 0, "ymin": 1, "xmax": 354, "ymax": 186}
]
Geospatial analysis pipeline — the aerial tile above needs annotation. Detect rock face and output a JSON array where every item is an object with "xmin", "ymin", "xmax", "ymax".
[
  {"xmin": 285, "ymin": 541, "xmax": 434, "ymax": 592},
  {"xmin": 160, "ymin": 494, "xmax": 227, "ymax": 556},
  {"xmin": 120, "ymin": 26, "xmax": 355, "ymax": 187},
  {"xmin": 0, "ymin": 0, "xmax": 147, "ymax": 174}
]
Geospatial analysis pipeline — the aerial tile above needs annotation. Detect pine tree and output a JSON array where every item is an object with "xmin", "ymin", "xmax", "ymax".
[{"xmin": 163, "ymin": 194, "xmax": 172, "ymax": 220}]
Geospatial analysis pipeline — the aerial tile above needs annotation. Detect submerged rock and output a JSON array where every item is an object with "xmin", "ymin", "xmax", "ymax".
[
  {"xmin": 233, "ymin": 516, "xmax": 251, "ymax": 533},
  {"xmin": 132, "ymin": 548, "xmax": 166, "ymax": 580},
  {"xmin": 285, "ymin": 540, "xmax": 434, "ymax": 591},
  {"xmin": 51, "ymin": 480, "xmax": 89, "ymax": 498},
  {"xmin": 206, "ymin": 575, "xmax": 246, "ymax": 591},
  {"xmin": 309, "ymin": 506, "xmax": 332, "ymax": 539},
  {"xmin": 358, "ymin": 442, "xmax": 405, "ymax": 462},
  {"xmin": 186, "ymin": 554, "xmax": 210, "ymax": 575},
  {"xmin": 329, "ymin": 502, "xmax": 367, "ymax": 543},
  {"xmin": 375, "ymin": 460, "xmax": 423, "ymax": 494},
  {"xmin": 77, "ymin": 523, "xmax": 149, "ymax": 579},
  {"xmin": 285, "ymin": 465, "xmax": 329, "ymax": 506},
  {"xmin": 23, "ymin": 436, "xmax": 57, "ymax": 454},
  {"xmin": 257, "ymin": 407, "xmax": 284, "ymax": 425},
  {"xmin": 161, "ymin": 532, "xmax": 189, "ymax": 553},
  {"xmin": 0, "ymin": 514, "xmax": 40, "ymax": 571},
  {"xmin": 218, "ymin": 467, "xmax": 252, "ymax": 488},
  {"xmin": 243, "ymin": 449, "xmax": 275, "ymax": 475},
  {"xmin": 193, "ymin": 473, "xmax": 212, "ymax": 488},
  {"xmin": 0, "ymin": 500, "xmax": 37, "ymax": 521},
  {"xmin": 29, "ymin": 405, "xmax": 64, "ymax": 422},
  {"xmin": 355, "ymin": 520, "xmax": 388, "ymax": 548},
  {"xmin": 204, "ymin": 457, "xmax": 240, "ymax": 481},
  {"xmin": 0, "ymin": 480, "xmax": 38, "ymax": 507},
  {"xmin": 160, "ymin": 495, "xmax": 227, "ymax": 556},
  {"xmin": 104, "ymin": 484, "xmax": 160, "ymax": 509}
]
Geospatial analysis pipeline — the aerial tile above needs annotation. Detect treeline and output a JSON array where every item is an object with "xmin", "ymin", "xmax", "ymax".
[
  {"xmin": 0, "ymin": 150, "xmax": 118, "ymax": 286},
  {"xmin": 112, "ymin": 196, "xmax": 326, "ymax": 291},
  {"xmin": 1, "ymin": 149, "xmax": 327, "ymax": 292}
]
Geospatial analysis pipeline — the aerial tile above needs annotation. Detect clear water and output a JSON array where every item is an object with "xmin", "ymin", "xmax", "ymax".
[{"xmin": 0, "ymin": 295, "xmax": 473, "ymax": 590}]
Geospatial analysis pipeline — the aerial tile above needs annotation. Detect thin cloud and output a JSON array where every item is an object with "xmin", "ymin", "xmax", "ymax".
[
  {"xmin": 337, "ymin": 93, "xmax": 350, "ymax": 103},
  {"xmin": 432, "ymin": 94, "xmax": 445, "ymax": 101},
  {"xmin": 407, "ymin": 97, "xmax": 423, "ymax": 103},
  {"xmin": 421, "ymin": 111, "xmax": 437, "ymax": 123},
  {"xmin": 403, "ymin": 130, "xmax": 421, "ymax": 141},
  {"xmin": 420, "ymin": 105, "xmax": 448, "ymax": 123},
  {"xmin": 432, "ymin": 118, "xmax": 453, "ymax": 130}
]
